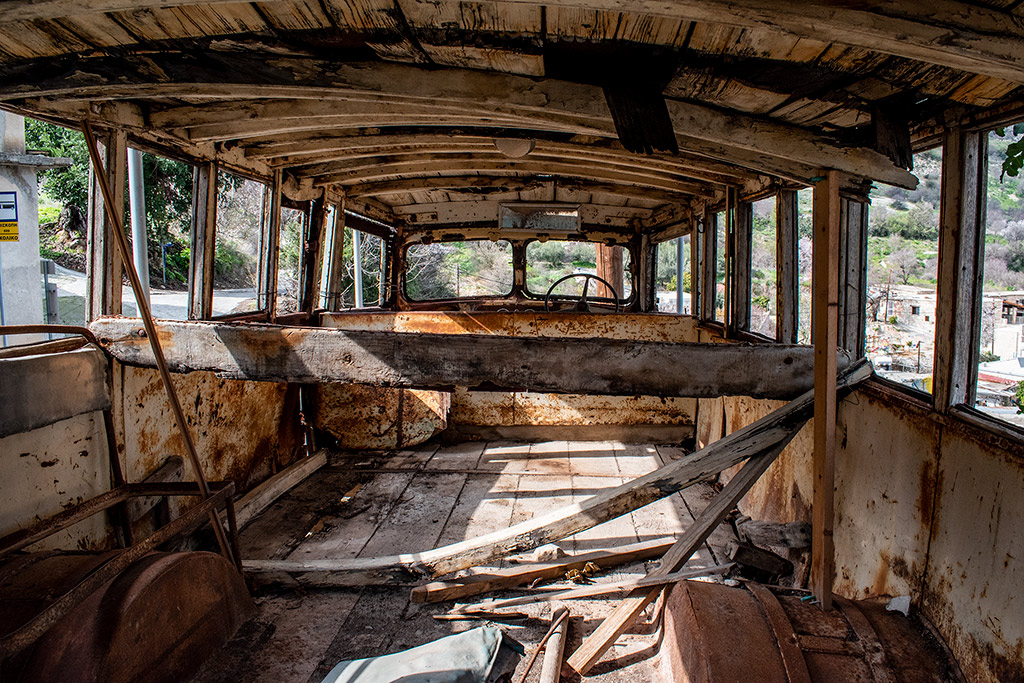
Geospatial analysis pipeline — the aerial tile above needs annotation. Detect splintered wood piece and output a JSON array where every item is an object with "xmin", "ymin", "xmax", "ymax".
[
  {"xmin": 454, "ymin": 564, "xmax": 733, "ymax": 613},
  {"xmin": 228, "ymin": 451, "xmax": 327, "ymax": 530},
  {"xmin": 410, "ymin": 537, "xmax": 677, "ymax": 604}
]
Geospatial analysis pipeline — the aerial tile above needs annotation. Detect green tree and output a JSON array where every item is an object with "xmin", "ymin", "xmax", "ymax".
[
  {"xmin": 1016, "ymin": 380, "xmax": 1024, "ymax": 415},
  {"xmin": 25, "ymin": 118, "xmax": 89, "ymax": 211}
]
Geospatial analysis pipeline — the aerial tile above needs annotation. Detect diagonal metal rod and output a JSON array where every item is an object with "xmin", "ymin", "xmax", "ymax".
[{"xmin": 81, "ymin": 121, "xmax": 235, "ymax": 567}]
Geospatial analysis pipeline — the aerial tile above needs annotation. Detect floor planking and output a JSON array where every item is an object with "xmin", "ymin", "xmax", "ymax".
[{"xmin": 192, "ymin": 440, "xmax": 738, "ymax": 683}]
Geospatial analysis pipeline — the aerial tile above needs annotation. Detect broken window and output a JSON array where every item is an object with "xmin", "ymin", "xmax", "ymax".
[
  {"xmin": 654, "ymin": 235, "xmax": 691, "ymax": 313},
  {"xmin": 865, "ymin": 149, "xmax": 941, "ymax": 394},
  {"xmin": 404, "ymin": 240, "xmax": 513, "ymax": 300},
  {"xmin": 796, "ymin": 188, "xmax": 814, "ymax": 344},
  {"xmin": 275, "ymin": 205, "xmax": 307, "ymax": 314},
  {"xmin": 212, "ymin": 172, "xmax": 266, "ymax": 317},
  {"xmin": 525, "ymin": 240, "xmax": 632, "ymax": 302},
  {"xmin": 974, "ymin": 129, "xmax": 1024, "ymax": 427},
  {"xmin": 750, "ymin": 197, "xmax": 777, "ymax": 339},
  {"xmin": 714, "ymin": 211, "xmax": 727, "ymax": 322}
]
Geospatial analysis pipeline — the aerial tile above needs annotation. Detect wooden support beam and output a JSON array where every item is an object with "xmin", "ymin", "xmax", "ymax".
[
  {"xmin": 810, "ymin": 170, "xmax": 841, "ymax": 610},
  {"xmin": 85, "ymin": 129, "xmax": 126, "ymax": 319},
  {"xmin": 411, "ymin": 537, "xmax": 677, "ymax": 604},
  {"xmin": 322, "ymin": 195, "xmax": 347, "ymax": 310},
  {"xmin": 933, "ymin": 128, "xmax": 987, "ymax": 410},
  {"xmin": 241, "ymin": 361, "xmax": 870, "ymax": 584},
  {"xmin": 230, "ymin": 451, "xmax": 327, "ymax": 530},
  {"xmin": 566, "ymin": 438, "xmax": 792, "ymax": 674},
  {"xmin": 0, "ymin": 346, "xmax": 111, "ymax": 437},
  {"xmin": 301, "ymin": 191, "xmax": 328, "ymax": 313},
  {"xmin": 266, "ymin": 169, "xmax": 283, "ymax": 319},
  {"xmin": 777, "ymin": 189, "xmax": 800, "ymax": 344},
  {"xmin": 188, "ymin": 161, "xmax": 216, "ymax": 320},
  {"xmin": 89, "ymin": 317, "xmax": 855, "ymax": 399}
]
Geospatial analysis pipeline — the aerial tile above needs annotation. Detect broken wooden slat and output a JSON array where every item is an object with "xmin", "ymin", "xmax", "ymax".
[
  {"xmin": 454, "ymin": 564, "xmax": 733, "ymax": 613},
  {"xmin": 0, "ymin": 346, "xmax": 110, "ymax": 437},
  {"xmin": 540, "ymin": 607, "xmax": 570, "ymax": 683},
  {"xmin": 565, "ymin": 436, "xmax": 795, "ymax": 675},
  {"xmin": 90, "ymin": 317, "xmax": 854, "ymax": 400},
  {"xmin": 229, "ymin": 451, "xmax": 328, "ymax": 530},
  {"xmin": 243, "ymin": 361, "xmax": 871, "ymax": 584},
  {"xmin": 410, "ymin": 537, "xmax": 677, "ymax": 604}
]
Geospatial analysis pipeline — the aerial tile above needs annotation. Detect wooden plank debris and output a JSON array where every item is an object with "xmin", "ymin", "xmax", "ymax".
[
  {"xmin": 242, "ymin": 361, "xmax": 872, "ymax": 584},
  {"xmin": 229, "ymin": 451, "xmax": 327, "ymax": 530},
  {"xmin": 539, "ymin": 607, "xmax": 570, "ymax": 683},
  {"xmin": 410, "ymin": 537, "xmax": 677, "ymax": 604},
  {"xmin": 90, "ymin": 317, "xmax": 854, "ymax": 400},
  {"xmin": 565, "ymin": 437, "xmax": 794, "ymax": 675},
  {"xmin": 452, "ymin": 564, "xmax": 733, "ymax": 613}
]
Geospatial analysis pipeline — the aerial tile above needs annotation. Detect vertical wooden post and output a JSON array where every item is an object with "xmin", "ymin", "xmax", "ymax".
[
  {"xmin": 265, "ymin": 169, "xmax": 283, "ymax": 320},
  {"xmin": 701, "ymin": 207, "xmax": 717, "ymax": 322},
  {"xmin": 323, "ymin": 195, "xmax": 346, "ymax": 310},
  {"xmin": 85, "ymin": 129, "xmax": 127, "ymax": 320},
  {"xmin": 595, "ymin": 244, "xmax": 624, "ymax": 299},
  {"xmin": 301, "ymin": 190, "xmax": 329, "ymax": 313},
  {"xmin": 777, "ymin": 189, "xmax": 799, "ymax": 343},
  {"xmin": 934, "ymin": 128, "xmax": 987, "ymax": 410},
  {"xmin": 690, "ymin": 222, "xmax": 700, "ymax": 319},
  {"xmin": 188, "ymin": 161, "xmax": 216, "ymax": 320},
  {"xmin": 811, "ymin": 170, "xmax": 840, "ymax": 610},
  {"xmin": 733, "ymin": 198, "xmax": 753, "ymax": 331}
]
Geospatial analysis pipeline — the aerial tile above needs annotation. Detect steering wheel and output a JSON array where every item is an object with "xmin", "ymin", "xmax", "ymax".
[{"xmin": 544, "ymin": 273, "xmax": 621, "ymax": 313}]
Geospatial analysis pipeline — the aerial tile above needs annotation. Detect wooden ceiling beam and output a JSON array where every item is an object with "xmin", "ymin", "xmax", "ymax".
[
  {"xmin": 390, "ymin": 200, "xmax": 652, "ymax": 228},
  {"xmin": 312, "ymin": 160, "xmax": 709, "ymax": 196},
  {"xmin": 348, "ymin": 176, "xmax": 691, "ymax": 205},
  {"xmin": 2, "ymin": 0, "xmax": 1022, "ymax": 82}
]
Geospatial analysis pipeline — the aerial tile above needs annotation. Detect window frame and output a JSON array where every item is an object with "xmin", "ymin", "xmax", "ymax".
[
  {"xmin": 401, "ymin": 237, "xmax": 516, "ymax": 303},
  {"xmin": 521, "ymin": 237, "xmax": 636, "ymax": 306}
]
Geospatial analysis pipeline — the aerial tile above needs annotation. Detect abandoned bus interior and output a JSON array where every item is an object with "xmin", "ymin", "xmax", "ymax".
[{"xmin": 1, "ymin": 1, "xmax": 1023, "ymax": 682}]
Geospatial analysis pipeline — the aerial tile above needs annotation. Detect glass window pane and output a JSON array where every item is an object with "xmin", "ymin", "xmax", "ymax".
[
  {"xmin": 714, "ymin": 212, "xmax": 726, "ymax": 321},
  {"xmin": 526, "ymin": 240, "xmax": 631, "ymax": 301},
  {"xmin": 865, "ymin": 150, "xmax": 941, "ymax": 394},
  {"xmin": 751, "ymin": 197, "xmax": 777, "ymax": 338},
  {"xmin": 405, "ymin": 240, "xmax": 513, "ymax": 300},
  {"xmin": 976, "ymin": 130, "xmax": 1024, "ymax": 426},
  {"xmin": 655, "ymin": 236, "xmax": 691, "ymax": 313},
  {"xmin": 212, "ymin": 172, "xmax": 265, "ymax": 317}
]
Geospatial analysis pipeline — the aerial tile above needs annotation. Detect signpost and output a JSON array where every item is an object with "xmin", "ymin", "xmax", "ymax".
[{"xmin": 0, "ymin": 191, "xmax": 17, "ymax": 242}]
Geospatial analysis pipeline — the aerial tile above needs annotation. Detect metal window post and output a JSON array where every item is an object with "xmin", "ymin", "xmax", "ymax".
[
  {"xmin": 127, "ymin": 147, "xmax": 150, "ymax": 305},
  {"xmin": 353, "ymin": 229, "xmax": 364, "ymax": 308}
]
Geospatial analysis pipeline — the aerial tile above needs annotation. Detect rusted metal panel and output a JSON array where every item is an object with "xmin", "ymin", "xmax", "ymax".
[
  {"xmin": 315, "ymin": 385, "xmax": 448, "ymax": 450},
  {"xmin": 322, "ymin": 310, "xmax": 699, "ymax": 342},
  {"xmin": 452, "ymin": 390, "xmax": 694, "ymax": 427},
  {"xmin": 117, "ymin": 365, "xmax": 290, "ymax": 495},
  {"xmin": 922, "ymin": 428, "xmax": 1024, "ymax": 683}
]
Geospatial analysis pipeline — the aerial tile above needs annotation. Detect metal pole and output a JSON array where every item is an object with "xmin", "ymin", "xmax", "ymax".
[
  {"xmin": 353, "ymin": 229, "xmax": 363, "ymax": 308},
  {"xmin": 676, "ymin": 236, "xmax": 685, "ymax": 314},
  {"xmin": 127, "ymin": 148, "xmax": 150, "ymax": 305},
  {"xmin": 81, "ymin": 122, "xmax": 235, "ymax": 567}
]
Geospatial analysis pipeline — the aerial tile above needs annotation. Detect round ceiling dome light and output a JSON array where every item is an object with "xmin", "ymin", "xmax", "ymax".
[{"xmin": 494, "ymin": 138, "xmax": 535, "ymax": 158}]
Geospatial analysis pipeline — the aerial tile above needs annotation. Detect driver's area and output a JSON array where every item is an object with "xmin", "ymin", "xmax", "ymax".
[{"xmin": 399, "ymin": 235, "xmax": 635, "ymax": 313}]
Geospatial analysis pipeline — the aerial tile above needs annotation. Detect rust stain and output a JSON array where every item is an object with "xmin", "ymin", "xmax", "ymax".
[{"xmin": 918, "ymin": 458, "xmax": 939, "ymax": 523}]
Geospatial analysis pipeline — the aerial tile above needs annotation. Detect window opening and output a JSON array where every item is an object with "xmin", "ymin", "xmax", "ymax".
[
  {"xmin": 975, "ymin": 129, "xmax": 1024, "ymax": 427},
  {"xmin": 796, "ymin": 188, "xmax": 814, "ymax": 343},
  {"xmin": 750, "ymin": 197, "xmax": 777, "ymax": 338},
  {"xmin": 655, "ymin": 235, "xmax": 691, "ymax": 313},
  {"xmin": 865, "ymin": 149, "xmax": 941, "ymax": 393},
  {"xmin": 405, "ymin": 240, "xmax": 514, "ymax": 301},
  {"xmin": 212, "ymin": 171, "xmax": 266, "ymax": 317},
  {"xmin": 525, "ymin": 240, "xmax": 632, "ymax": 302},
  {"xmin": 275, "ymin": 205, "xmax": 306, "ymax": 314}
]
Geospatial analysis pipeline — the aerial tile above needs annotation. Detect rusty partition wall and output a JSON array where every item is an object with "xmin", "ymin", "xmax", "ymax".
[
  {"xmin": 319, "ymin": 312, "xmax": 701, "ymax": 442},
  {"xmin": 708, "ymin": 386, "xmax": 1024, "ymax": 683},
  {"xmin": 112, "ymin": 364, "xmax": 299, "ymax": 500}
]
